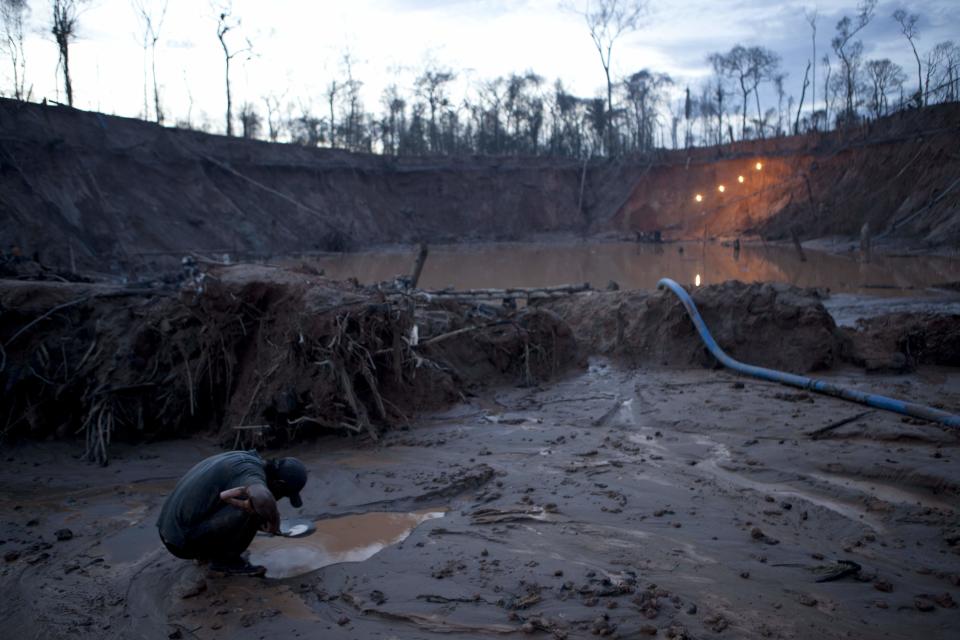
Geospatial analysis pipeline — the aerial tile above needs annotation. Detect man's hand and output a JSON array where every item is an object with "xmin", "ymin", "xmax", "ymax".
[{"xmin": 247, "ymin": 484, "xmax": 280, "ymax": 534}]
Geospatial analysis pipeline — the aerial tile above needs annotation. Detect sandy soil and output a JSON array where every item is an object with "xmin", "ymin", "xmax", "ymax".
[{"xmin": 2, "ymin": 360, "xmax": 958, "ymax": 639}]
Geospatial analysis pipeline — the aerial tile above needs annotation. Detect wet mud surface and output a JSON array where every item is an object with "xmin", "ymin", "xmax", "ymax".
[{"xmin": 2, "ymin": 362, "xmax": 959, "ymax": 639}]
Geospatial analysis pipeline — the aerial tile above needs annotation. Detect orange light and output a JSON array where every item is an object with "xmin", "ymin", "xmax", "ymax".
[
  {"xmin": 695, "ymin": 194, "xmax": 703, "ymax": 202},
  {"xmin": 738, "ymin": 175, "xmax": 745, "ymax": 183},
  {"xmin": 718, "ymin": 185, "xmax": 725, "ymax": 193},
  {"xmin": 755, "ymin": 162, "xmax": 763, "ymax": 170}
]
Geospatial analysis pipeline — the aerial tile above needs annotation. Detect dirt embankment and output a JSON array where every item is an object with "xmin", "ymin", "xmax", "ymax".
[
  {"xmin": 843, "ymin": 312, "xmax": 960, "ymax": 372},
  {"xmin": 7, "ymin": 266, "xmax": 956, "ymax": 455},
  {"xmin": 604, "ymin": 105, "xmax": 960, "ymax": 248},
  {"xmin": 2, "ymin": 99, "xmax": 958, "ymax": 274},
  {"xmin": 0, "ymin": 264, "xmax": 576, "ymax": 458},
  {"xmin": 543, "ymin": 281, "xmax": 847, "ymax": 373}
]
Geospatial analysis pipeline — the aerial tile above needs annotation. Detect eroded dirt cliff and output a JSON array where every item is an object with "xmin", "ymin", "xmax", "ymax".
[{"xmin": 1, "ymin": 99, "xmax": 958, "ymax": 274}]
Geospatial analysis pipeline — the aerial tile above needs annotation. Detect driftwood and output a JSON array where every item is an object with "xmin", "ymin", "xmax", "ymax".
[
  {"xmin": 790, "ymin": 227, "xmax": 807, "ymax": 262},
  {"xmin": 806, "ymin": 410, "xmax": 873, "ymax": 439},
  {"xmin": 419, "ymin": 283, "xmax": 591, "ymax": 301},
  {"xmin": 409, "ymin": 243, "xmax": 429, "ymax": 289}
]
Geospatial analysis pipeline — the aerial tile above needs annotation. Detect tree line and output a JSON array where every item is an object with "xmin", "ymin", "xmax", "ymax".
[{"xmin": 1, "ymin": 0, "xmax": 958, "ymax": 158}]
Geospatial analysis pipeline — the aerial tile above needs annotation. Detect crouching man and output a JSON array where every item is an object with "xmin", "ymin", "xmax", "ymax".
[{"xmin": 157, "ymin": 451, "xmax": 308, "ymax": 576}]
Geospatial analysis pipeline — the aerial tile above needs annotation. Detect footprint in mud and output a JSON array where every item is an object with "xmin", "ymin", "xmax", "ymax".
[{"xmin": 248, "ymin": 509, "xmax": 444, "ymax": 579}]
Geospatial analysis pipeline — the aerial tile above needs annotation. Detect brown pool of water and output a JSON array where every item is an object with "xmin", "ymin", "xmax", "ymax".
[
  {"xmin": 247, "ymin": 509, "xmax": 445, "ymax": 579},
  {"xmin": 304, "ymin": 241, "xmax": 960, "ymax": 296}
]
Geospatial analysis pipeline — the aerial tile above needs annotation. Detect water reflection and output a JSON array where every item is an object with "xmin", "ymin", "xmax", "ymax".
[{"xmin": 306, "ymin": 241, "xmax": 960, "ymax": 296}]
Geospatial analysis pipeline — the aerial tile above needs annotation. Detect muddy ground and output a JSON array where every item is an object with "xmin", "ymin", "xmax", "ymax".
[{"xmin": 2, "ymin": 359, "xmax": 959, "ymax": 639}]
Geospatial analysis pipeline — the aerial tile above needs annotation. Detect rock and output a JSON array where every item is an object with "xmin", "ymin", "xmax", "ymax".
[
  {"xmin": 931, "ymin": 592, "xmax": 957, "ymax": 609},
  {"xmin": 750, "ymin": 527, "xmax": 779, "ymax": 545},
  {"xmin": 686, "ymin": 603, "xmax": 698, "ymax": 615},
  {"xmin": 178, "ymin": 579, "xmax": 207, "ymax": 600},
  {"xmin": 873, "ymin": 580, "xmax": 893, "ymax": 593},
  {"xmin": 54, "ymin": 528, "xmax": 73, "ymax": 541},
  {"xmin": 705, "ymin": 613, "xmax": 729, "ymax": 632},
  {"xmin": 798, "ymin": 594, "xmax": 818, "ymax": 607},
  {"xmin": 665, "ymin": 623, "xmax": 690, "ymax": 639},
  {"xmin": 914, "ymin": 597, "xmax": 936, "ymax": 612},
  {"xmin": 944, "ymin": 527, "xmax": 960, "ymax": 547},
  {"xmin": 337, "ymin": 616, "xmax": 350, "ymax": 626},
  {"xmin": 4, "ymin": 550, "xmax": 20, "ymax": 562}
]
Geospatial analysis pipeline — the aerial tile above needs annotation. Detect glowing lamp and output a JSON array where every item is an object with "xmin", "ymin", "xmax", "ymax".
[
  {"xmin": 755, "ymin": 162, "xmax": 763, "ymax": 170},
  {"xmin": 738, "ymin": 175, "xmax": 745, "ymax": 183},
  {"xmin": 695, "ymin": 194, "xmax": 703, "ymax": 202},
  {"xmin": 718, "ymin": 185, "xmax": 725, "ymax": 193},
  {"xmin": 695, "ymin": 274, "xmax": 701, "ymax": 287}
]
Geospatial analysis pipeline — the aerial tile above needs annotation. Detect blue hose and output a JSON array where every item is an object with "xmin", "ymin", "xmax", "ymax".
[{"xmin": 657, "ymin": 278, "xmax": 960, "ymax": 429}]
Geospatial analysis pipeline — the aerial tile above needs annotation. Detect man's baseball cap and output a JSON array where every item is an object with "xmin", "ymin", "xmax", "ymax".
[{"xmin": 274, "ymin": 457, "xmax": 308, "ymax": 508}]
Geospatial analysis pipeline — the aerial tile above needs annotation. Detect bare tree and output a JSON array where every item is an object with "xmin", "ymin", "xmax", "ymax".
[
  {"xmin": 622, "ymin": 69, "xmax": 671, "ymax": 152},
  {"xmin": 339, "ymin": 51, "xmax": 365, "ymax": 150},
  {"xmin": 794, "ymin": 61, "xmax": 810, "ymax": 134},
  {"xmin": 821, "ymin": 54, "xmax": 832, "ymax": 126},
  {"xmin": 805, "ymin": 9, "xmax": 817, "ymax": 126},
  {"xmin": 262, "ymin": 91, "xmax": 286, "ymax": 142},
  {"xmin": 831, "ymin": 0, "xmax": 876, "ymax": 122},
  {"xmin": 51, "ymin": 0, "xmax": 85, "ymax": 106},
  {"xmin": 924, "ymin": 41, "xmax": 953, "ymax": 105},
  {"xmin": 892, "ymin": 9, "xmax": 923, "ymax": 106},
  {"xmin": 705, "ymin": 54, "xmax": 727, "ymax": 145},
  {"xmin": 574, "ymin": 0, "xmax": 649, "ymax": 152},
  {"xmin": 238, "ymin": 102, "xmax": 261, "ymax": 138},
  {"xmin": 324, "ymin": 80, "xmax": 339, "ymax": 147},
  {"xmin": 773, "ymin": 72, "xmax": 786, "ymax": 135},
  {"xmin": 414, "ymin": 65, "xmax": 455, "ymax": 153},
  {"xmin": 1, "ymin": 0, "xmax": 29, "ymax": 100},
  {"xmin": 865, "ymin": 58, "xmax": 904, "ymax": 118},
  {"xmin": 289, "ymin": 99, "xmax": 322, "ymax": 146},
  {"xmin": 380, "ymin": 84, "xmax": 406, "ymax": 155},
  {"xmin": 710, "ymin": 45, "xmax": 779, "ymax": 140},
  {"xmin": 132, "ymin": 0, "xmax": 168, "ymax": 123},
  {"xmin": 931, "ymin": 41, "xmax": 959, "ymax": 103},
  {"xmin": 214, "ymin": 2, "xmax": 252, "ymax": 136},
  {"xmin": 750, "ymin": 48, "xmax": 781, "ymax": 139}
]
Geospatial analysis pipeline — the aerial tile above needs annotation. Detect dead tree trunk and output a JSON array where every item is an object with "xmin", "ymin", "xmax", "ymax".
[{"xmin": 410, "ymin": 243, "xmax": 429, "ymax": 289}]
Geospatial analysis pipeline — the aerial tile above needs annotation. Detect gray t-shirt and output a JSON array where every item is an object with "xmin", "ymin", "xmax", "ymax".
[{"xmin": 157, "ymin": 451, "xmax": 266, "ymax": 548}]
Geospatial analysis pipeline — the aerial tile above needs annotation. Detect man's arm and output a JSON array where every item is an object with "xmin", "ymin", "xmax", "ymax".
[
  {"xmin": 219, "ymin": 484, "xmax": 280, "ymax": 534},
  {"xmin": 220, "ymin": 486, "xmax": 251, "ymax": 510}
]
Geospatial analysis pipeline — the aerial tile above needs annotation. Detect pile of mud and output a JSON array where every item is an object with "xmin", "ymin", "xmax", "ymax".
[
  {"xmin": 0, "ymin": 264, "xmax": 576, "ymax": 462},
  {"xmin": 543, "ymin": 281, "xmax": 846, "ymax": 372},
  {"xmin": 844, "ymin": 312, "xmax": 960, "ymax": 372}
]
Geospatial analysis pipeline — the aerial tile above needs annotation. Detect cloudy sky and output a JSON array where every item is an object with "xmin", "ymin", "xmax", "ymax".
[{"xmin": 3, "ymin": 0, "xmax": 958, "ymax": 133}]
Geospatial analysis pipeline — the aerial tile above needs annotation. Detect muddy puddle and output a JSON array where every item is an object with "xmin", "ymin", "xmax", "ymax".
[
  {"xmin": 305, "ymin": 241, "xmax": 960, "ymax": 296},
  {"xmin": 248, "ymin": 509, "xmax": 445, "ymax": 579}
]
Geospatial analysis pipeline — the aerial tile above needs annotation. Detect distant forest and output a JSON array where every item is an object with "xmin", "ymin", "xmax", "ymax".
[{"xmin": 2, "ymin": 0, "xmax": 959, "ymax": 157}]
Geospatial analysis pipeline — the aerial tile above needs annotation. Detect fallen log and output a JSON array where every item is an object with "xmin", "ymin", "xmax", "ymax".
[{"xmin": 418, "ymin": 283, "xmax": 591, "ymax": 301}]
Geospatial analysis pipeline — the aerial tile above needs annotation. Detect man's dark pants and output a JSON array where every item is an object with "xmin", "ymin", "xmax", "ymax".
[{"xmin": 161, "ymin": 503, "xmax": 260, "ymax": 563}]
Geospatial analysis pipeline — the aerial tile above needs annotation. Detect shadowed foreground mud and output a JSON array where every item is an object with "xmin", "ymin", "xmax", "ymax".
[{"xmin": 2, "ymin": 361, "xmax": 958, "ymax": 639}]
